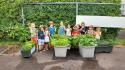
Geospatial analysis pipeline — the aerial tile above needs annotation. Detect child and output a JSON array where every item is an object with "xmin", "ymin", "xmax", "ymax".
[
  {"xmin": 87, "ymin": 25, "xmax": 95, "ymax": 36},
  {"xmin": 58, "ymin": 21, "xmax": 65, "ymax": 35},
  {"xmin": 72, "ymin": 24, "xmax": 80, "ymax": 36},
  {"xmin": 80, "ymin": 22, "xmax": 87, "ymax": 34},
  {"xmin": 95, "ymin": 27, "xmax": 102, "ymax": 42},
  {"xmin": 38, "ymin": 25, "xmax": 45, "ymax": 51},
  {"xmin": 65, "ymin": 24, "xmax": 72, "ymax": 36},
  {"xmin": 48, "ymin": 21, "xmax": 56, "ymax": 36},
  {"xmin": 29, "ymin": 22, "xmax": 38, "ymax": 49},
  {"xmin": 44, "ymin": 26, "xmax": 50, "ymax": 51}
]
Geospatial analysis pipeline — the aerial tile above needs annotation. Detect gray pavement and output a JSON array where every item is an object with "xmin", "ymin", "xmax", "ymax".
[{"xmin": 0, "ymin": 47, "xmax": 125, "ymax": 70}]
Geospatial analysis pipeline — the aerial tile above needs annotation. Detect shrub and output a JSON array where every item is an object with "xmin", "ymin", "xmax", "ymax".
[
  {"xmin": 71, "ymin": 35, "xmax": 82, "ymax": 48},
  {"xmin": 22, "ymin": 41, "xmax": 35, "ymax": 51},
  {"xmin": 72, "ymin": 34, "xmax": 97, "ymax": 47},
  {"xmin": 79, "ymin": 34, "xmax": 97, "ymax": 46},
  {"xmin": 0, "ymin": 23, "xmax": 30, "ymax": 42},
  {"xmin": 51, "ymin": 34, "xmax": 70, "ymax": 47}
]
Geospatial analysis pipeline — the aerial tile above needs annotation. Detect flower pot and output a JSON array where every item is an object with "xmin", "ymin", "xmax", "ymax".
[
  {"xmin": 79, "ymin": 46, "xmax": 95, "ymax": 58},
  {"xmin": 95, "ymin": 44, "xmax": 113, "ymax": 53},
  {"xmin": 21, "ymin": 46, "xmax": 36, "ymax": 58},
  {"xmin": 54, "ymin": 46, "xmax": 69, "ymax": 57}
]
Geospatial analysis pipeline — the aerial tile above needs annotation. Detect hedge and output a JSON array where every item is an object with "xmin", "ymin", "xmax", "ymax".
[
  {"xmin": 23, "ymin": 4, "xmax": 120, "ymax": 25},
  {"xmin": 0, "ymin": 0, "xmax": 121, "ymax": 42}
]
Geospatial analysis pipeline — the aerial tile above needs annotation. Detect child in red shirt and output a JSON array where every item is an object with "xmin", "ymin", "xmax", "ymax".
[{"xmin": 72, "ymin": 24, "xmax": 80, "ymax": 36}]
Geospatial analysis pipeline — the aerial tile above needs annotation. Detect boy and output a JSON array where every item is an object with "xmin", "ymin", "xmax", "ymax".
[
  {"xmin": 38, "ymin": 25, "xmax": 45, "ymax": 51},
  {"xmin": 48, "ymin": 21, "xmax": 56, "ymax": 36}
]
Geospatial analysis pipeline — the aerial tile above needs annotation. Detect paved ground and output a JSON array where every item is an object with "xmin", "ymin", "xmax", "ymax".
[
  {"xmin": 0, "ymin": 46, "xmax": 7, "ymax": 53},
  {"xmin": 0, "ymin": 47, "xmax": 125, "ymax": 70}
]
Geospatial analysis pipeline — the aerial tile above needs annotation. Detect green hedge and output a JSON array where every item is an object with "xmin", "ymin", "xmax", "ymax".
[
  {"xmin": 24, "ymin": 4, "xmax": 120, "ymax": 25},
  {"xmin": 0, "ymin": 23, "xmax": 30, "ymax": 42},
  {"xmin": 0, "ymin": 0, "xmax": 121, "ymax": 42},
  {"xmin": 23, "ymin": 0, "xmax": 120, "ymax": 3},
  {"xmin": 24, "ymin": 4, "xmax": 76, "ymax": 26},
  {"xmin": 79, "ymin": 4, "xmax": 120, "ymax": 16},
  {"xmin": 0, "ymin": 0, "xmax": 120, "ymax": 25}
]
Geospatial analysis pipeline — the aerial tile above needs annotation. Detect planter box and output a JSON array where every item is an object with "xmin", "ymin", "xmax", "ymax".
[
  {"xmin": 95, "ymin": 44, "xmax": 113, "ymax": 53},
  {"xmin": 21, "ymin": 46, "xmax": 36, "ymax": 58},
  {"xmin": 54, "ymin": 46, "xmax": 69, "ymax": 57},
  {"xmin": 79, "ymin": 46, "xmax": 95, "ymax": 58}
]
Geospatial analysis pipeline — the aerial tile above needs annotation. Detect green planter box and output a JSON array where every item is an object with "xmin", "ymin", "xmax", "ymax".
[{"xmin": 21, "ymin": 46, "xmax": 36, "ymax": 58}]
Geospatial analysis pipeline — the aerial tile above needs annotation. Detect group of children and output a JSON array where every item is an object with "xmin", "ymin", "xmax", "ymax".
[{"xmin": 29, "ymin": 21, "xmax": 102, "ymax": 52}]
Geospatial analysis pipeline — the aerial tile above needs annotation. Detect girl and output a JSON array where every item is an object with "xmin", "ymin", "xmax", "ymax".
[
  {"xmin": 65, "ymin": 24, "xmax": 72, "ymax": 36},
  {"xmin": 58, "ymin": 21, "xmax": 65, "ymax": 35},
  {"xmin": 95, "ymin": 27, "xmax": 102, "ymax": 42},
  {"xmin": 72, "ymin": 24, "xmax": 80, "ymax": 36},
  {"xmin": 48, "ymin": 21, "xmax": 56, "ymax": 36},
  {"xmin": 29, "ymin": 22, "xmax": 38, "ymax": 49},
  {"xmin": 87, "ymin": 25, "xmax": 95, "ymax": 36},
  {"xmin": 44, "ymin": 26, "xmax": 50, "ymax": 51},
  {"xmin": 38, "ymin": 25, "xmax": 45, "ymax": 51}
]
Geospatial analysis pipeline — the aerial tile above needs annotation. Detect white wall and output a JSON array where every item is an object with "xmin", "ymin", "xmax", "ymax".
[
  {"xmin": 76, "ymin": 15, "xmax": 125, "ymax": 28},
  {"xmin": 122, "ymin": 0, "xmax": 125, "ymax": 4}
]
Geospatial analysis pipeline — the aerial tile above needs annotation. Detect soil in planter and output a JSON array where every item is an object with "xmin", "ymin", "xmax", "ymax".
[{"xmin": 3, "ymin": 46, "xmax": 20, "ymax": 54}]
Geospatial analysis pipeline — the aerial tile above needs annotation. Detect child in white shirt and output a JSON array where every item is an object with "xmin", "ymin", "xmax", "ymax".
[{"xmin": 66, "ymin": 24, "xmax": 72, "ymax": 36}]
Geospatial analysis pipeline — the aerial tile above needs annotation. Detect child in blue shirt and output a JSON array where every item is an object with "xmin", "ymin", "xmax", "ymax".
[
  {"xmin": 38, "ymin": 25, "xmax": 45, "ymax": 51},
  {"xmin": 48, "ymin": 21, "xmax": 56, "ymax": 36},
  {"xmin": 58, "ymin": 21, "xmax": 65, "ymax": 35}
]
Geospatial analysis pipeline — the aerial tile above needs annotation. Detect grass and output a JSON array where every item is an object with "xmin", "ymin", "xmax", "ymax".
[{"xmin": 114, "ymin": 38, "xmax": 125, "ymax": 45}]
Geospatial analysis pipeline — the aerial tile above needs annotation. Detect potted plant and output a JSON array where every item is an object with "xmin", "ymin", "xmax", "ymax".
[
  {"xmin": 51, "ymin": 34, "xmax": 70, "ymax": 57},
  {"xmin": 71, "ymin": 35, "xmax": 81, "ymax": 48},
  {"xmin": 79, "ymin": 34, "xmax": 97, "ymax": 58},
  {"xmin": 21, "ymin": 41, "xmax": 36, "ymax": 58},
  {"xmin": 69, "ymin": 35, "xmax": 83, "ymax": 55}
]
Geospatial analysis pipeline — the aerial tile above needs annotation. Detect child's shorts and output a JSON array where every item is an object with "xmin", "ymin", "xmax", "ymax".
[{"xmin": 38, "ymin": 39, "xmax": 44, "ymax": 45}]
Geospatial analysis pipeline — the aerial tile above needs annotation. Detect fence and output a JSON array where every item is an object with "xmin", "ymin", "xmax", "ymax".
[{"xmin": 21, "ymin": 2, "xmax": 122, "ymax": 25}]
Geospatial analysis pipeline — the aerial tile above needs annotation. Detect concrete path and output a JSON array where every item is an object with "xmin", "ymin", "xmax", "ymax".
[
  {"xmin": 0, "ymin": 48, "xmax": 125, "ymax": 70},
  {"xmin": 0, "ymin": 46, "xmax": 7, "ymax": 53}
]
